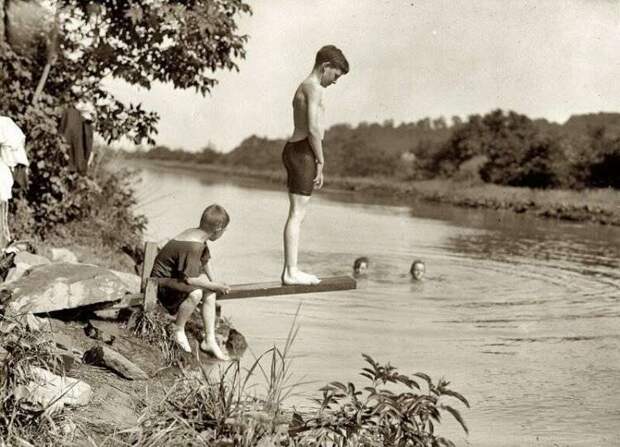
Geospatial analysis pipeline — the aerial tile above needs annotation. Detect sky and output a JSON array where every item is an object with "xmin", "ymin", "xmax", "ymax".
[{"xmin": 107, "ymin": 0, "xmax": 620, "ymax": 152}]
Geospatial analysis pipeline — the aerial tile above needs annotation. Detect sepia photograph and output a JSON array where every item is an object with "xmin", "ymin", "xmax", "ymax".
[{"xmin": 1, "ymin": 1, "xmax": 619, "ymax": 445}]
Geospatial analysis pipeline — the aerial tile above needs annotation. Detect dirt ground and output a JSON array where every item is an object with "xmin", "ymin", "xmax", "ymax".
[{"xmin": 38, "ymin": 310, "xmax": 237, "ymax": 445}]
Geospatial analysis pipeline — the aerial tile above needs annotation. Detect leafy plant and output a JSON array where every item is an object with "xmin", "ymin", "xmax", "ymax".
[{"xmin": 295, "ymin": 354, "xmax": 469, "ymax": 447}]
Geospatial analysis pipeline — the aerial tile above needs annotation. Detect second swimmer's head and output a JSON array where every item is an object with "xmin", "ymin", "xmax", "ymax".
[{"xmin": 410, "ymin": 260, "xmax": 425, "ymax": 281}]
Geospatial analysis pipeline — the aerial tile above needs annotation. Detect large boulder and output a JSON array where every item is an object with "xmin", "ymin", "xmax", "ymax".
[
  {"xmin": 3, "ymin": 251, "xmax": 51, "ymax": 284},
  {"xmin": 110, "ymin": 270, "xmax": 141, "ymax": 294},
  {"xmin": 0, "ymin": 262, "xmax": 131, "ymax": 317},
  {"xmin": 14, "ymin": 251, "xmax": 51, "ymax": 267},
  {"xmin": 49, "ymin": 247, "xmax": 78, "ymax": 263}
]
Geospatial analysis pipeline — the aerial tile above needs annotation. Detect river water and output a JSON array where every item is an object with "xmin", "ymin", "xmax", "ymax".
[{"xmin": 132, "ymin": 163, "xmax": 620, "ymax": 447}]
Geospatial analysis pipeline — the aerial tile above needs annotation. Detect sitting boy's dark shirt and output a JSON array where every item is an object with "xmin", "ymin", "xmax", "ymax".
[
  {"xmin": 151, "ymin": 240, "xmax": 210, "ymax": 287},
  {"xmin": 150, "ymin": 240, "xmax": 210, "ymax": 315}
]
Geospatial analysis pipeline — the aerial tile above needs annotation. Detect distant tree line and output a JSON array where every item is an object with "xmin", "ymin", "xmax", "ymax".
[{"xmin": 127, "ymin": 110, "xmax": 620, "ymax": 190}]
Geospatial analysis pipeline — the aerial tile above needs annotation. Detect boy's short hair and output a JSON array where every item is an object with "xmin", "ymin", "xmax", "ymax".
[
  {"xmin": 315, "ymin": 45, "xmax": 349, "ymax": 74},
  {"xmin": 199, "ymin": 204, "xmax": 230, "ymax": 231}
]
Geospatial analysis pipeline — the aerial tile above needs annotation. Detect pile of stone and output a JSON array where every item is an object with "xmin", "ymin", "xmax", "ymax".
[{"xmin": 0, "ymin": 247, "xmax": 149, "ymax": 418}]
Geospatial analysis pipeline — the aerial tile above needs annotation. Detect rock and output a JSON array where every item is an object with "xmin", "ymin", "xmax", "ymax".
[
  {"xmin": 14, "ymin": 251, "xmax": 51, "ymax": 268},
  {"xmin": 0, "ymin": 319, "xmax": 17, "ymax": 334},
  {"xmin": 49, "ymin": 248, "xmax": 78, "ymax": 263},
  {"xmin": 60, "ymin": 420, "xmax": 77, "ymax": 437},
  {"xmin": 92, "ymin": 307, "xmax": 123, "ymax": 320},
  {"xmin": 84, "ymin": 321, "xmax": 115, "ymax": 345},
  {"xmin": 110, "ymin": 270, "xmax": 141, "ymax": 294},
  {"xmin": 93, "ymin": 294, "xmax": 142, "ymax": 320},
  {"xmin": 92, "ymin": 384, "xmax": 138, "ymax": 428},
  {"xmin": 3, "ymin": 252, "xmax": 51, "ymax": 283},
  {"xmin": 3, "ymin": 264, "xmax": 29, "ymax": 283},
  {"xmin": 225, "ymin": 328, "xmax": 248, "ymax": 359},
  {"xmin": 14, "ymin": 312, "xmax": 47, "ymax": 332},
  {"xmin": 83, "ymin": 345, "xmax": 149, "ymax": 380},
  {"xmin": 14, "ymin": 366, "xmax": 91, "ymax": 413},
  {"xmin": 0, "ymin": 346, "xmax": 8, "ymax": 365},
  {"xmin": 1, "ymin": 263, "xmax": 131, "ymax": 317},
  {"xmin": 53, "ymin": 347, "xmax": 76, "ymax": 373}
]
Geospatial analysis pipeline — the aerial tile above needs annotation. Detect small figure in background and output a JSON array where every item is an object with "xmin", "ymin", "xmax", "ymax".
[
  {"xmin": 353, "ymin": 256, "xmax": 369, "ymax": 276},
  {"xmin": 59, "ymin": 96, "xmax": 95, "ymax": 175},
  {"xmin": 410, "ymin": 259, "xmax": 425, "ymax": 281}
]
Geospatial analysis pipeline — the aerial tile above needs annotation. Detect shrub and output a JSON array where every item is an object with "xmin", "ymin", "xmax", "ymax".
[{"xmin": 295, "ymin": 354, "xmax": 469, "ymax": 447}]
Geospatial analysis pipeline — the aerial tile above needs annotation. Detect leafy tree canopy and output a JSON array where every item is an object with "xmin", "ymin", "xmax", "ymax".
[
  {"xmin": 0, "ymin": 0, "xmax": 251, "ymax": 233},
  {"xmin": 2, "ymin": 0, "xmax": 252, "ymax": 144}
]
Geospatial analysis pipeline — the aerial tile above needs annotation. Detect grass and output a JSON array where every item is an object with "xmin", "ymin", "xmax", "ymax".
[
  {"xmin": 0, "ymin": 315, "xmax": 77, "ymax": 446},
  {"xmin": 129, "ymin": 308, "xmax": 182, "ymax": 366},
  {"xmin": 103, "ymin": 306, "xmax": 469, "ymax": 447},
  {"xmin": 0, "ymin": 305, "xmax": 470, "ymax": 446}
]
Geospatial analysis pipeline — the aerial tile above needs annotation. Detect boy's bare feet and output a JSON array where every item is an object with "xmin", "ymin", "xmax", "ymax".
[
  {"xmin": 200, "ymin": 338, "xmax": 229, "ymax": 361},
  {"xmin": 172, "ymin": 326, "xmax": 191, "ymax": 353},
  {"xmin": 281, "ymin": 267, "xmax": 321, "ymax": 285}
]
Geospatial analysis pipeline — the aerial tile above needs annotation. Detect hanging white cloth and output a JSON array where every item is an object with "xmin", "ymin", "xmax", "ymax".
[
  {"xmin": 0, "ymin": 160, "xmax": 13, "ymax": 201},
  {"xmin": 0, "ymin": 116, "xmax": 28, "ymax": 249},
  {"xmin": 0, "ymin": 116, "xmax": 29, "ymax": 168}
]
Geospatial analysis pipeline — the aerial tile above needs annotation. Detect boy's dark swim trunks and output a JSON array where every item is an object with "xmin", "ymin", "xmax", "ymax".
[{"xmin": 282, "ymin": 138, "xmax": 317, "ymax": 196}]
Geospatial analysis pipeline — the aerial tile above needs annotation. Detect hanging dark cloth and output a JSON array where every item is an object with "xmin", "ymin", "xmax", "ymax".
[{"xmin": 59, "ymin": 106, "xmax": 93, "ymax": 175}]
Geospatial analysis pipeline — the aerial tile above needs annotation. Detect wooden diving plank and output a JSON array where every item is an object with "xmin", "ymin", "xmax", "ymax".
[
  {"xmin": 220, "ymin": 276, "xmax": 357, "ymax": 300},
  {"xmin": 114, "ymin": 276, "xmax": 357, "ymax": 310}
]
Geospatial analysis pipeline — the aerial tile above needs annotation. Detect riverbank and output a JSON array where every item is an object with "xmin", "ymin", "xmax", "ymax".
[
  {"xmin": 0, "ymin": 246, "xmax": 468, "ymax": 446},
  {"xmin": 128, "ymin": 158, "xmax": 620, "ymax": 226}
]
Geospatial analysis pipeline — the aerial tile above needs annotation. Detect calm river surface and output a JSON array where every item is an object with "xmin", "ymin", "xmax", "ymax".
[{"xmin": 132, "ymin": 163, "xmax": 620, "ymax": 447}]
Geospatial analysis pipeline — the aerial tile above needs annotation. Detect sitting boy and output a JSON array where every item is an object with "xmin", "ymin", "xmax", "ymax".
[{"xmin": 150, "ymin": 204, "xmax": 231, "ymax": 360}]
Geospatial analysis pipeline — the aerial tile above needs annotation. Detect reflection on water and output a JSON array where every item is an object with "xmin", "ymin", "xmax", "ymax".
[{"xmin": 132, "ymin": 164, "xmax": 620, "ymax": 447}]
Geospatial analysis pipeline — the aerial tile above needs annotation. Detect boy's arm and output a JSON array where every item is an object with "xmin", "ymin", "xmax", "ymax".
[
  {"xmin": 203, "ymin": 261, "xmax": 216, "ymax": 282},
  {"xmin": 304, "ymin": 84, "xmax": 325, "ymax": 187},
  {"xmin": 305, "ymin": 84, "xmax": 324, "ymax": 163},
  {"xmin": 185, "ymin": 273, "xmax": 230, "ymax": 295}
]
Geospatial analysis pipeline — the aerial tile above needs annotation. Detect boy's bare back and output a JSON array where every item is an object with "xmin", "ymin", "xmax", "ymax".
[{"xmin": 290, "ymin": 78, "xmax": 324, "ymax": 143}]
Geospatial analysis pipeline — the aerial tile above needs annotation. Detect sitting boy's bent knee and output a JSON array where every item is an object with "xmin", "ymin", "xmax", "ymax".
[{"xmin": 188, "ymin": 289, "xmax": 203, "ymax": 304}]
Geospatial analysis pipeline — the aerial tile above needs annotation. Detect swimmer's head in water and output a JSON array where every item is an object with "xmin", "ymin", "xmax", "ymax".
[
  {"xmin": 410, "ymin": 260, "xmax": 425, "ymax": 281},
  {"xmin": 353, "ymin": 256, "xmax": 369, "ymax": 276}
]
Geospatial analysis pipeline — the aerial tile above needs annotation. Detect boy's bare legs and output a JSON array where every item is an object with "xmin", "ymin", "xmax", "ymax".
[
  {"xmin": 282, "ymin": 192, "xmax": 320, "ymax": 285},
  {"xmin": 172, "ymin": 289, "xmax": 202, "ymax": 352},
  {"xmin": 199, "ymin": 291, "xmax": 228, "ymax": 360}
]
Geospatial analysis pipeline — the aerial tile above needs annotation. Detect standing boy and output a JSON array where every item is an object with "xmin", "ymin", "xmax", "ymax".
[
  {"xmin": 281, "ymin": 45, "xmax": 349, "ymax": 285},
  {"xmin": 151, "ymin": 204, "xmax": 231, "ymax": 360}
]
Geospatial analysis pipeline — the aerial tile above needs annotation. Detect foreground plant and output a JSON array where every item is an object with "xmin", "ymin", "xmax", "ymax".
[
  {"xmin": 115, "ymin": 307, "xmax": 304, "ymax": 446},
  {"xmin": 110, "ymin": 307, "xmax": 468, "ymax": 447},
  {"xmin": 294, "ymin": 354, "xmax": 469, "ymax": 447}
]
